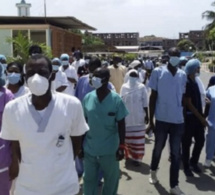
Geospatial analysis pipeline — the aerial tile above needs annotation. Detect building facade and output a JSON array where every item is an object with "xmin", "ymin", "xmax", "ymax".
[
  {"xmin": 93, "ymin": 32, "xmax": 139, "ymax": 46},
  {"xmin": 0, "ymin": 16, "xmax": 95, "ymax": 57},
  {"xmin": 179, "ymin": 30, "xmax": 205, "ymax": 50}
]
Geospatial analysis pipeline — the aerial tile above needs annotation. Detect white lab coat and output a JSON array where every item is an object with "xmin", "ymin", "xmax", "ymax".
[
  {"xmin": 54, "ymin": 70, "xmax": 68, "ymax": 90},
  {"xmin": 0, "ymin": 93, "xmax": 89, "ymax": 195},
  {"xmin": 59, "ymin": 65, "xmax": 78, "ymax": 96}
]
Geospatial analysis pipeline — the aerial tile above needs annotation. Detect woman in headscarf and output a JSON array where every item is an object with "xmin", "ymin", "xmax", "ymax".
[
  {"xmin": 0, "ymin": 63, "xmax": 14, "ymax": 195},
  {"xmin": 120, "ymin": 69, "xmax": 149, "ymax": 166},
  {"xmin": 6, "ymin": 62, "xmax": 29, "ymax": 98}
]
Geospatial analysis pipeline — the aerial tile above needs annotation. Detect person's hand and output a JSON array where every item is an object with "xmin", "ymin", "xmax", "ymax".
[
  {"xmin": 116, "ymin": 148, "xmax": 124, "ymax": 161},
  {"xmin": 205, "ymin": 97, "xmax": 211, "ymax": 105},
  {"xmin": 148, "ymin": 121, "xmax": 155, "ymax": 133},
  {"xmin": 9, "ymin": 159, "xmax": 19, "ymax": 181},
  {"xmin": 200, "ymin": 117, "xmax": 209, "ymax": 127},
  {"xmin": 77, "ymin": 149, "xmax": 84, "ymax": 159},
  {"xmin": 145, "ymin": 116, "xmax": 149, "ymax": 124}
]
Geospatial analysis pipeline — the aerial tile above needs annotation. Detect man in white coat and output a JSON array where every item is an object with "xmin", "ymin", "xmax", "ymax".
[{"xmin": 0, "ymin": 54, "xmax": 89, "ymax": 195}]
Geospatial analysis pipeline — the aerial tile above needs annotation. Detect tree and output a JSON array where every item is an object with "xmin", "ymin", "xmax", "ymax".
[
  {"xmin": 177, "ymin": 39, "xmax": 196, "ymax": 51},
  {"xmin": 6, "ymin": 31, "xmax": 52, "ymax": 64},
  {"xmin": 202, "ymin": 1, "xmax": 215, "ymax": 31}
]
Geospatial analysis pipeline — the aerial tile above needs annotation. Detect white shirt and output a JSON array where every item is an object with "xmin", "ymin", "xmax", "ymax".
[
  {"xmin": 59, "ymin": 65, "xmax": 78, "ymax": 96},
  {"xmin": 54, "ymin": 70, "xmax": 68, "ymax": 90},
  {"xmin": 0, "ymin": 93, "xmax": 89, "ymax": 195},
  {"xmin": 13, "ymin": 86, "xmax": 29, "ymax": 98},
  {"xmin": 72, "ymin": 59, "xmax": 85, "ymax": 72},
  {"xmin": 144, "ymin": 60, "xmax": 154, "ymax": 70}
]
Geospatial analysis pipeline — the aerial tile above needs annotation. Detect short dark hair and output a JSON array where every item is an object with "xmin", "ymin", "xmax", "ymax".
[
  {"xmin": 27, "ymin": 54, "xmax": 52, "ymax": 73},
  {"xmin": 29, "ymin": 45, "xmax": 43, "ymax": 56},
  {"xmin": 168, "ymin": 47, "xmax": 180, "ymax": 57}
]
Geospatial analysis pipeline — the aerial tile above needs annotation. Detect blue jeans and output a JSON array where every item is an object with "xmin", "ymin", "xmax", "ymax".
[
  {"xmin": 206, "ymin": 126, "xmax": 215, "ymax": 160},
  {"xmin": 150, "ymin": 120, "xmax": 184, "ymax": 188}
]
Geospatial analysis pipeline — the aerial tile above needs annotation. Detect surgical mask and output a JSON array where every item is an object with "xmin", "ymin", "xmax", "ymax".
[
  {"xmin": 169, "ymin": 57, "xmax": 180, "ymax": 67},
  {"xmin": 62, "ymin": 61, "xmax": 69, "ymax": 66},
  {"xmin": 7, "ymin": 72, "xmax": 21, "ymax": 85},
  {"xmin": 52, "ymin": 65, "xmax": 59, "ymax": 72},
  {"xmin": 1, "ymin": 64, "xmax": 7, "ymax": 71},
  {"xmin": 27, "ymin": 73, "xmax": 50, "ymax": 96},
  {"xmin": 195, "ymin": 73, "xmax": 200, "ymax": 77},
  {"xmin": 129, "ymin": 77, "xmax": 138, "ymax": 85},
  {"xmin": 137, "ymin": 67, "xmax": 142, "ymax": 73},
  {"xmin": 91, "ymin": 77, "xmax": 102, "ymax": 89},
  {"xmin": 117, "ymin": 63, "xmax": 121, "ymax": 67},
  {"xmin": 181, "ymin": 66, "xmax": 186, "ymax": 71}
]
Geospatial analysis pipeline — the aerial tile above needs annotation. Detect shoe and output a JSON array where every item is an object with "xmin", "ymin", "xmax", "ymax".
[
  {"xmin": 170, "ymin": 186, "xmax": 185, "ymax": 195},
  {"xmin": 184, "ymin": 168, "xmax": 194, "ymax": 177},
  {"xmin": 190, "ymin": 164, "xmax": 202, "ymax": 173},
  {"xmin": 132, "ymin": 161, "xmax": 141, "ymax": 167},
  {"xmin": 149, "ymin": 170, "xmax": 158, "ymax": 184},
  {"xmin": 204, "ymin": 159, "xmax": 212, "ymax": 168}
]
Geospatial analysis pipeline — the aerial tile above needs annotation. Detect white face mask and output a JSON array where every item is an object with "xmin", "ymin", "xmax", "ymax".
[
  {"xmin": 129, "ymin": 77, "xmax": 138, "ymax": 85},
  {"xmin": 137, "ymin": 67, "xmax": 142, "ymax": 73},
  {"xmin": 91, "ymin": 77, "xmax": 103, "ymax": 89},
  {"xmin": 27, "ymin": 74, "xmax": 50, "ymax": 96},
  {"xmin": 169, "ymin": 57, "xmax": 180, "ymax": 67}
]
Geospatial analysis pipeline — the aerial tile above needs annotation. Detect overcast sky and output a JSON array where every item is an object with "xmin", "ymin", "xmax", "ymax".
[{"xmin": 0, "ymin": 0, "xmax": 213, "ymax": 38}]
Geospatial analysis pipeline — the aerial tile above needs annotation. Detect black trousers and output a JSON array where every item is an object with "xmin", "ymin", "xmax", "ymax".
[{"xmin": 182, "ymin": 115, "xmax": 205, "ymax": 170}]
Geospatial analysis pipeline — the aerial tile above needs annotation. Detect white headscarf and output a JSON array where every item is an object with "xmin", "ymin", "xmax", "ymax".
[{"xmin": 120, "ymin": 69, "xmax": 142, "ymax": 97}]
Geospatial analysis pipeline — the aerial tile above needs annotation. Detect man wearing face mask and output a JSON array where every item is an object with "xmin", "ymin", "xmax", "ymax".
[
  {"xmin": 71, "ymin": 51, "xmax": 86, "ymax": 73},
  {"xmin": 0, "ymin": 55, "xmax": 89, "ymax": 195},
  {"xmin": 108, "ymin": 55, "xmax": 127, "ymax": 93},
  {"xmin": 148, "ymin": 48, "xmax": 187, "ymax": 195},
  {"xmin": 182, "ymin": 59, "xmax": 208, "ymax": 177},
  {"xmin": 51, "ymin": 58, "xmax": 68, "ymax": 92},
  {"xmin": 82, "ymin": 67, "xmax": 128, "ymax": 195},
  {"xmin": 59, "ymin": 53, "xmax": 78, "ymax": 96},
  {"xmin": 75, "ymin": 57, "xmax": 115, "ymax": 178}
]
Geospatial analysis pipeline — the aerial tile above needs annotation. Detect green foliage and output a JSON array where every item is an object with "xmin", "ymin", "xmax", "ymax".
[
  {"xmin": 123, "ymin": 53, "xmax": 137, "ymax": 61},
  {"xmin": 202, "ymin": 1, "xmax": 215, "ymax": 31},
  {"xmin": 177, "ymin": 39, "xmax": 196, "ymax": 51},
  {"xmin": 6, "ymin": 31, "xmax": 52, "ymax": 64},
  {"xmin": 83, "ymin": 35, "xmax": 104, "ymax": 46}
]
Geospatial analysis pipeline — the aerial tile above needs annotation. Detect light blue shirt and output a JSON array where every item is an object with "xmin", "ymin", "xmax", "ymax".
[
  {"xmin": 75, "ymin": 74, "xmax": 115, "ymax": 102},
  {"xmin": 149, "ymin": 66, "xmax": 187, "ymax": 124},
  {"xmin": 206, "ymin": 86, "xmax": 215, "ymax": 127}
]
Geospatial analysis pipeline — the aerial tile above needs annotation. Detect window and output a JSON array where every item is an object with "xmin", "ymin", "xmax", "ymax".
[{"xmin": 30, "ymin": 30, "xmax": 46, "ymax": 43}]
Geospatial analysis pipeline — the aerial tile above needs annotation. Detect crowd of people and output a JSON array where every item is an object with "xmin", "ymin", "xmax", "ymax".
[{"xmin": 0, "ymin": 45, "xmax": 214, "ymax": 195}]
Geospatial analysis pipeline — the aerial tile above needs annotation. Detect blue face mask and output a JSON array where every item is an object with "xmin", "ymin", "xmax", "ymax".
[
  {"xmin": 169, "ymin": 57, "xmax": 180, "ymax": 67},
  {"xmin": 137, "ymin": 67, "xmax": 142, "ymax": 73},
  {"xmin": 52, "ymin": 65, "xmax": 59, "ymax": 72},
  {"xmin": 91, "ymin": 77, "xmax": 103, "ymax": 89},
  {"xmin": 7, "ymin": 72, "xmax": 21, "ymax": 85}
]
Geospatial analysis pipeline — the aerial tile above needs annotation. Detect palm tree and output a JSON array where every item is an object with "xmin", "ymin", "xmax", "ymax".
[{"xmin": 202, "ymin": 1, "xmax": 215, "ymax": 31}]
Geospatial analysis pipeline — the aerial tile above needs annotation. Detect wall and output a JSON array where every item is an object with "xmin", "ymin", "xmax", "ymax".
[
  {"xmin": 0, "ymin": 29, "xmax": 13, "ymax": 57},
  {"xmin": 51, "ymin": 26, "xmax": 82, "ymax": 57}
]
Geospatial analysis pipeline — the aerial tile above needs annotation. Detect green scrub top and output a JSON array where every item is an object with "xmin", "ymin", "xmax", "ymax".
[{"xmin": 82, "ymin": 90, "xmax": 129, "ymax": 156}]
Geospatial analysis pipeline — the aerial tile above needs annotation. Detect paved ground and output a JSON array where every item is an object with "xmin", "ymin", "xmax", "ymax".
[{"xmin": 78, "ymin": 69, "xmax": 215, "ymax": 195}]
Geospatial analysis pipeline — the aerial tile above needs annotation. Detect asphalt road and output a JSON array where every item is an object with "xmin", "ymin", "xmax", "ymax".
[{"xmin": 79, "ymin": 69, "xmax": 215, "ymax": 195}]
